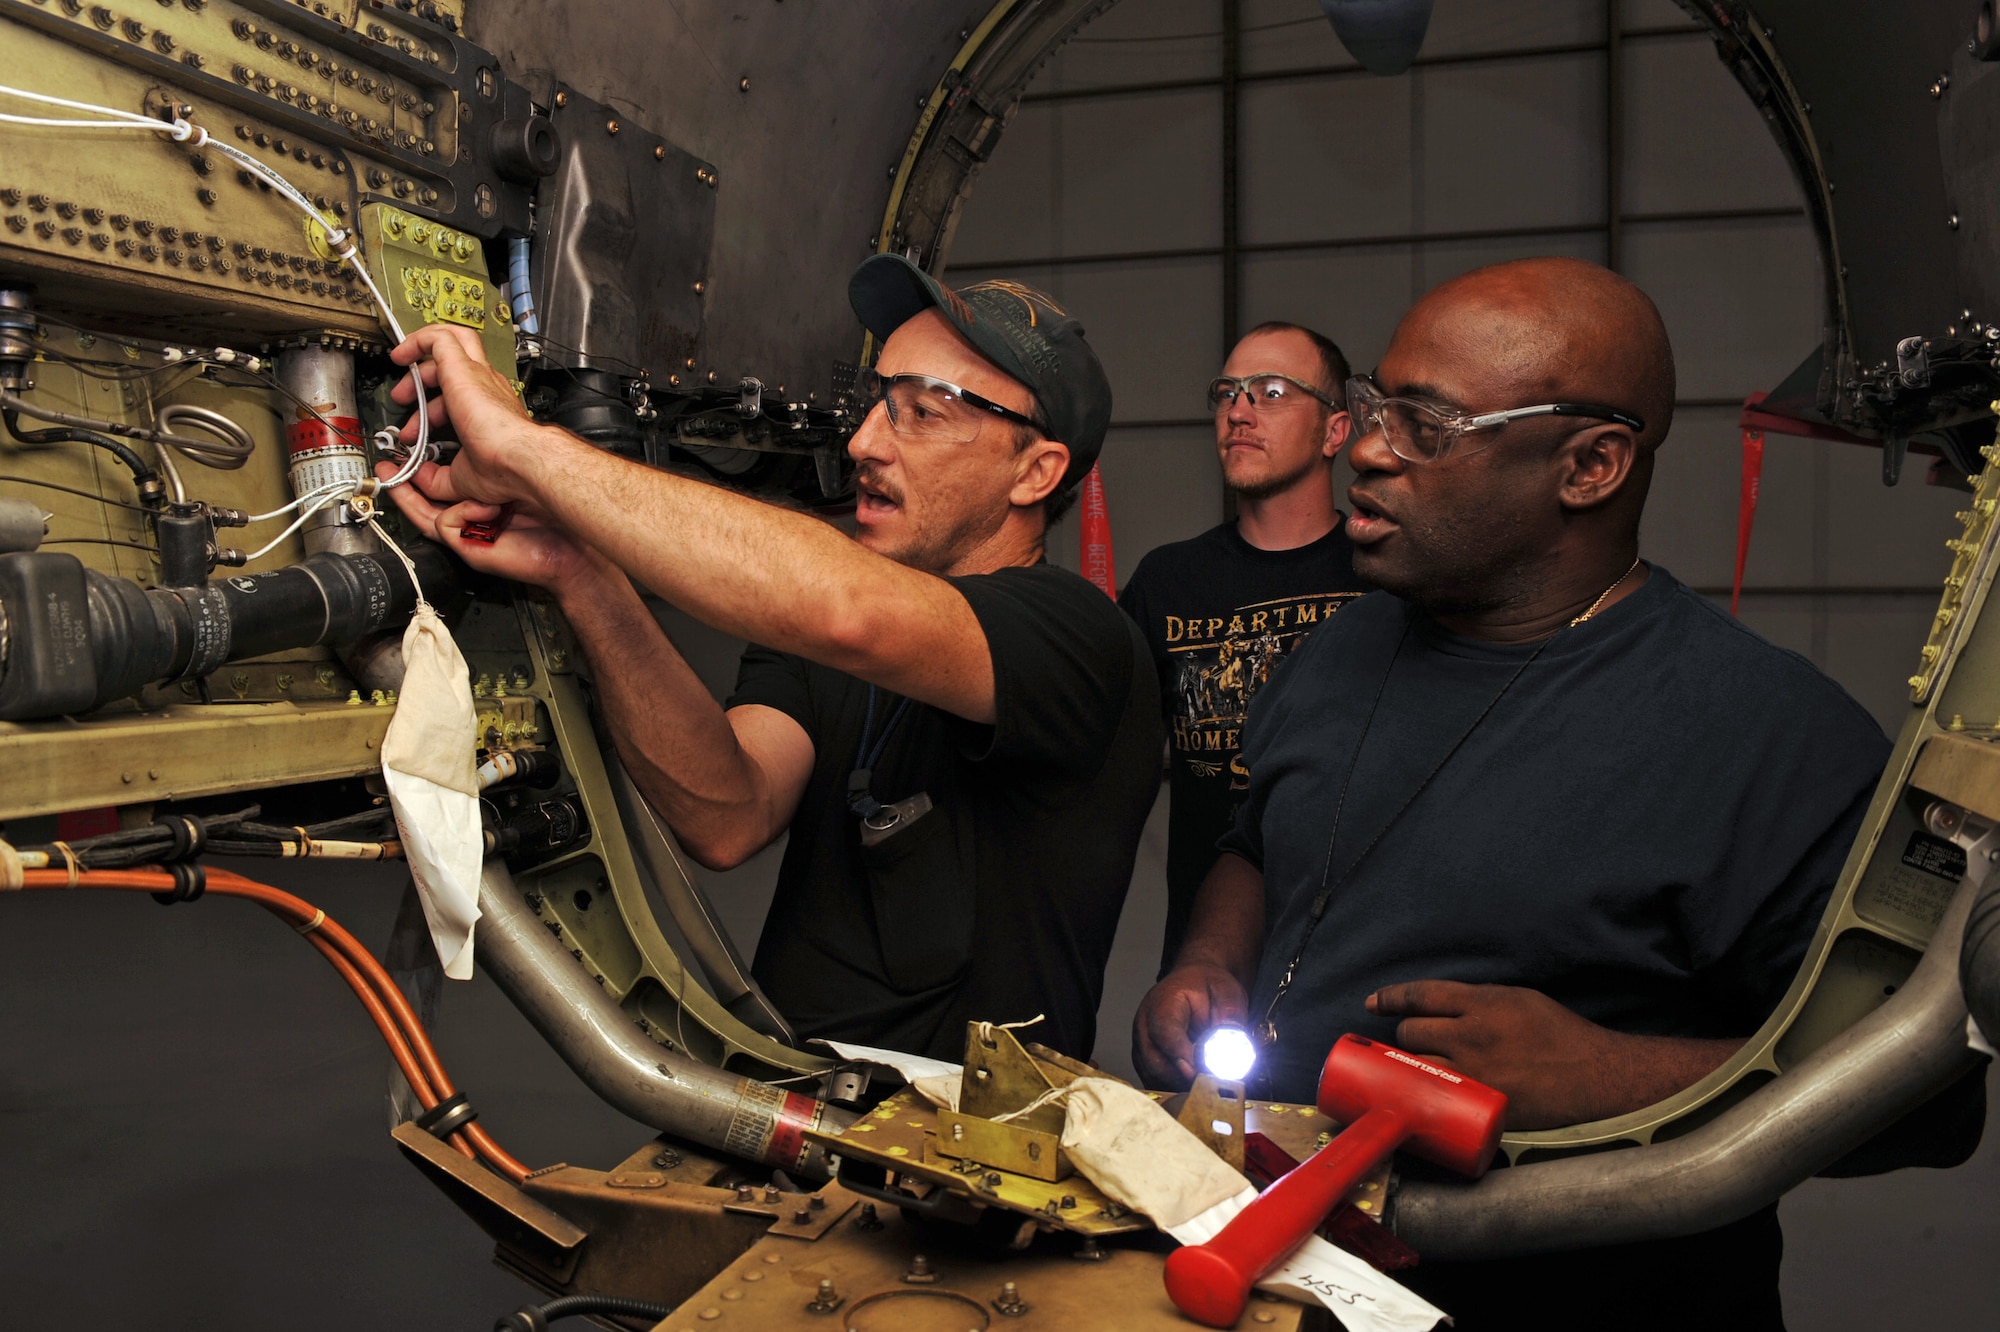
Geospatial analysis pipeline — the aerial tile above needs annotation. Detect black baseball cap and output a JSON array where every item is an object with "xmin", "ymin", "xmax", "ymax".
[{"xmin": 848, "ymin": 254, "xmax": 1113, "ymax": 490}]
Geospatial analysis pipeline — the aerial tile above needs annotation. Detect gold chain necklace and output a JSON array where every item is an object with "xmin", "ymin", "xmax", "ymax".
[{"xmin": 1569, "ymin": 556, "xmax": 1644, "ymax": 627}]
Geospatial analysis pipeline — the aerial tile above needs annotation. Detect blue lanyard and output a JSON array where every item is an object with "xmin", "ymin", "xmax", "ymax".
[{"xmin": 847, "ymin": 684, "xmax": 913, "ymax": 819}]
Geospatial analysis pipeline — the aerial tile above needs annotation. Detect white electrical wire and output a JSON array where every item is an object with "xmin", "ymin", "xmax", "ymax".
[
  {"xmin": 241, "ymin": 486, "xmax": 349, "ymax": 562},
  {"xmin": 1, "ymin": 83, "xmax": 439, "ymax": 519},
  {"xmin": 246, "ymin": 479, "xmax": 352, "ymax": 525}
]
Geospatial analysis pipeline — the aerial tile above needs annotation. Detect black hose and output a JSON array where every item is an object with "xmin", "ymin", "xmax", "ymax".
[
  {"xmin": 3, "ymin": 406, "xmax": 163, "ymax": 504},
  {"xmin": 493, "ymin": 1294, "xmax": 674, "ymax": 1332}
]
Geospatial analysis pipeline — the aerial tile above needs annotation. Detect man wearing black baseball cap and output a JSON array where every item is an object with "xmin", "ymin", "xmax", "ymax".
[{"xmin": 382, "ymin": 255, "xmax": 1161, "ymax": 1061}]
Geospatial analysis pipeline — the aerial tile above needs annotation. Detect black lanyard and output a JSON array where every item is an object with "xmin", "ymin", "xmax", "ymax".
[
  {"xmin": 1256, "ymin": 612, "xmax": 1557, "ymax": 1051},
  {"xmin": 847, "ymin": 684, "xmax": 914, "ymax": 820}
]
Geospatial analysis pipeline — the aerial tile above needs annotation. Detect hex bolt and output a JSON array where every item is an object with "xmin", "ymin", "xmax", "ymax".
[
  {"xmin": 735, "ymin": 1182, "xmax": 755, "ymax": 1201},
  {"xmin": 855, "ymin": 1202, "xmax": 883, "ymax": 1231},
  {"xmin": 763, "ymin": 1184, "xmax": 781, "ymax": 1203},
  {"xmin": 994, "ymin": 1280, "xmax": 1029, "ymax": 1317},
  {"xmin": 903, "ymin": 1253, "xmax": 937, "ymax": 1284},
  {"xmin": 805, "ymin": 1278, "xmax": 842, "ymax": 1315}
]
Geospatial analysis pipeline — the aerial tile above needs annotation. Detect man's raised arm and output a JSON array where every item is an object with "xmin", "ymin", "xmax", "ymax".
[{"xmin": 385, "ymin": 323, "xmax": 1028, "ymax": 725}]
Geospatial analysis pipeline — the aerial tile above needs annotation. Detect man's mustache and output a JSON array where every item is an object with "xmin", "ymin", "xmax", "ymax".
[{"xmin": 856, "ymin": 464, "xmax": 904, "ymax": 505}]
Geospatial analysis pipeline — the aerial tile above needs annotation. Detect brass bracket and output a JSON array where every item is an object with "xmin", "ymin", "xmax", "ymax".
[{"xmin": 936, "ymin": 1023, "xmax": 1081, "ymax": 1182}]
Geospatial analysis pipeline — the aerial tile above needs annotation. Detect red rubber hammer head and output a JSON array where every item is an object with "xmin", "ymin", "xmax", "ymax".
[
  {"xmin": 1163, "ymin": 1035, "xmax": 1506, "ymax": 1328},
  {"xmin": 1316, "ymin": 1034, "xmax": 1507, "ymax": 1178}
]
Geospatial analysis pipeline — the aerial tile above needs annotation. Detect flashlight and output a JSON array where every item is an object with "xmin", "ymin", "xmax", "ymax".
[{"xmin": 1199, "ymin": 1021, "xmax": 1258, "ymax": 1082}]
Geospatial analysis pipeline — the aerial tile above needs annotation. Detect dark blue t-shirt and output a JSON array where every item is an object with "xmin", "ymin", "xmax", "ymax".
[{"xmin": 1220, "ymin": 565, "xmax": 1890, "ymax": 1104}]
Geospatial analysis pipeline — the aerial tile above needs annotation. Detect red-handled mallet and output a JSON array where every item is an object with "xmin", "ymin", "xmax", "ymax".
[{"xmin": 1163, "ymin": 1034, "xmax": 1507, "ymax": 1328}]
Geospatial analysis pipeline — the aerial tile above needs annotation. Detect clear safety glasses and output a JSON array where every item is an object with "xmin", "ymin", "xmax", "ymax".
[
  {"xmin": 852, "ymin": 367, "xmax": 1043, "ymax": 444},
  {"xmin": 1206, "ymin": 373, "xmax": 1340, "ymax": 414},
  {"xmin": 1345, "ymin": 375, "xmax": 1646, "ymax": 464}
]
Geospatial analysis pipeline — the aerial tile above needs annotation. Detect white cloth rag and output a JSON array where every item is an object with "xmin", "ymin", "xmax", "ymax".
[
  {"xmin": 1060, "ymin": 1077, "xmax": 1449, "ymax": 1331},
  {"xmin": 379, "ymin": 603, "xmax": 484, "ymax": 979}
]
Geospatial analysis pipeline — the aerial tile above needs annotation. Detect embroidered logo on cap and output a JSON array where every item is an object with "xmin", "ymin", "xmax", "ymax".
[{"xmin": 963, "ymin": 279, "xmax": 1067, "ymax": 326}]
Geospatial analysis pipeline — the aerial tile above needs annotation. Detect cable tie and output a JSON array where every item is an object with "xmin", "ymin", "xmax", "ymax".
[
  {"xmin": 294, "ymin": 825, "xmax": 315, "ymax": 859},
  {"xmin": 293, "ymin": 907, "xmax": 326, "ymax": 935},
  {"xmin": 414, "ymin": 1091, "xmax": 479, "ymax": 1139},
  {"xmin": 51, "ymin": 840, "xmax": 79, "ymax": 888}
]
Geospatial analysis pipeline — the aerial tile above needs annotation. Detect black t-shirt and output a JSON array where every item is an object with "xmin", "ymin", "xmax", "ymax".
[
  {"xmin": 727, "ymin": 563, "xmax": 1162, "ymax": 1062},
  {"xmin": 1118, "ymin": 520, "xmax": 1368, "ymax": 971},
  {"xmin": 1220, "ymin": 567, "xmax": 1890, "ymax": 1325}
]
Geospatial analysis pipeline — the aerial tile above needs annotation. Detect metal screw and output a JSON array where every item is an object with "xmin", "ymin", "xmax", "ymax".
[
  {"xmin": 792, "ymin": 1207, "xmax": 811, "ymax": 1224},
  {"xmin": 554, "ymin": 90, "xmax": 568, "ymax": 107},
  {"xmin": 763, "ymin": 1184, "xmax": 781, "ymax": 1203},
  {"xmin": 739, "ymin": 76, "xmax": 750, "ymax": 92},
  {"xmin": 655, "ymin": 144, "xmax": 666, "ymax": 159},
  {"xmin": 606, "ymin": 118, "xmax": 620, "ymax": 134},
  {"xmin": 735, "ymin": 1182, "xmax": 755, "ymax": 1201},
  {"xmin": 855, "ymin": 1202, "xmax": 883, "ymax": 1231},
  {"xmin": 1073, "ymin": 1237, "xmax": 1108, "ymax": 1262},
  {"xmin": 993, "ymin": 1280, "xmax": 1029, "ymax": 1317},
  {"xmin": 1952, "ymin": 214, "xmax": 1962, "ymax": 230},
  {"xmin": 903, "ymin": 1253, "xmax": 937, "ymax": 1283},
  {"xmin": 809, "ymin": 1194, "xmax": 826, "ymax": 1210}
]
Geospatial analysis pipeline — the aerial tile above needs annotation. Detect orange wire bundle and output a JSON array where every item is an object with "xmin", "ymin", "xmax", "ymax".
[{"xmin": 13, "ymin": 865, "xmax": 532, "ymax": 1183}]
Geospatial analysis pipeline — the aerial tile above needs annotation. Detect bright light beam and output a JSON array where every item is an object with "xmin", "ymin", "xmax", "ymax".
[{"xmin": 1200, "ymin": 1023, "xmax": 1257, "ymax": 1082}]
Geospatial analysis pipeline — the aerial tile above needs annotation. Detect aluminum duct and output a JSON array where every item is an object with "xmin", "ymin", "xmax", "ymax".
[
  {"xmin": 473, "ymin": 861, "xmax": 854, "ymax": 1177},
  {"xmin": 1393, "ymin": 843, "xmax": 1992, "ymax": 1260}
]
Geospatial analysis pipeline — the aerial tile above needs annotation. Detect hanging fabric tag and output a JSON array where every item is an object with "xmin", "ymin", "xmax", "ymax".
[{"xmin": 379, "ymin": 602, "xmax": 485, "ymax": 979}]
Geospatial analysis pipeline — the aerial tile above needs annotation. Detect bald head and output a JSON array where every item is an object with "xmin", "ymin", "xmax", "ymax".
[
  {"xmin": 1344, "ymin": 258, "xmax": 1677, "ymax": 632},
  {"xmin": 1404, "ymin": 257, "xmax": 1676, "ymax": 453}
]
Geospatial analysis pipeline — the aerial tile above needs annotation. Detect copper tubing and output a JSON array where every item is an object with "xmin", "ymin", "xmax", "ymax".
[{"xmin": 13, "ymin": 867, "xmax": 531, "ymax": 1182}]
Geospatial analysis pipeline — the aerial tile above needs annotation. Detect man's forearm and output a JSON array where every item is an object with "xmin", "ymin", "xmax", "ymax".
[
  {"xmin": 1173, "ymin": 853, "xmax": 1267, "ymax": 988},
  {"xmin": 1582, "ymin": 1032, "xmax": 1744, "ymax": 1124},
  {"xmin": 552, "ymin": 565, "xmax": 780, "ymax": 867},
  {"xmin": 520, "ymin": 426, "xmax": 994, "ymax": 717}
]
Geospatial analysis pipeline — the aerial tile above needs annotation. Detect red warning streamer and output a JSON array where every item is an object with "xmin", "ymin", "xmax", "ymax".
[
  {"xmin": 1733, "ymin": 427, "xmax": 1764, "ymax": 616},
  {"xmin": 1080, "ymin": 464, "xmax": 1115, "ymax": 598}
]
